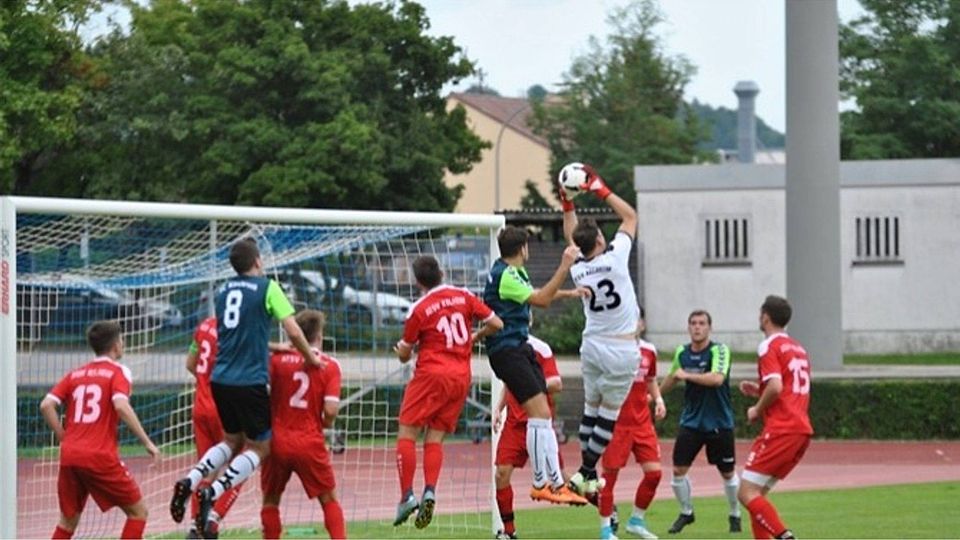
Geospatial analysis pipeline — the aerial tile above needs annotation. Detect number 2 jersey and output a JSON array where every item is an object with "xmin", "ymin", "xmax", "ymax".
[
  {"xmin": 46, "ymin": 357, "xmax": 133, "ymax": 466},
  {"xmin": 400, "ymin": 284, "xmax": 495, "ymax": 380},
  {"xmin": 570, "ymin": 231, "xmax": 640, "ymax": 336},
  {"xmin": 757, "ymin": 332, "xmax": 813, "ymax": 435},
  {"xmin": 269, "ymin": 347, "xmax": 342, "ymax": 451}
]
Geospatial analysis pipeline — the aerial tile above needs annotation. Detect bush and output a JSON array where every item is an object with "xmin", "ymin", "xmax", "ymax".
[{"xmin": 531, "ymin": 302, "xmax": 585, "ymax": 355}]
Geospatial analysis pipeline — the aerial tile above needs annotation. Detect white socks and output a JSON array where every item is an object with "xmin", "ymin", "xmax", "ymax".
[
  {"xmin": 188, "ymin": 442, "xmax": 232, "ymax": 489},
  {"xmin": 212, "ymin": 450, "xmax": 260, "ymax": 499},
  {"xmin": 724, "ymin": 474, "xmax": 741, "ymax": 517},
  {"xmin": 671, "ymin": 475, "xmax": 694, "ymax": 514},
  {"xmin": 527, "ymin": 417, "xmax": 563, "ymax": 488}
]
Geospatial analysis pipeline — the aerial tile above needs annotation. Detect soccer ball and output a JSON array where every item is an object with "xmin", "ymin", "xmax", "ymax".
[{"xmin": 558, "ymin": 162, "xmax": 589, "ymax": 199}]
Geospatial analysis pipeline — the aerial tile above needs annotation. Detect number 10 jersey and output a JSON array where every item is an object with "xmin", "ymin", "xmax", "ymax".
[{"xmin": 570, "ymin": 231, "xmax": 640, "ymax": 337}]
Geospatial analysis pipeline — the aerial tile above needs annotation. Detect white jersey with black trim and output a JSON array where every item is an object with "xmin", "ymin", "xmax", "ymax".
[{"xmin": 570, "ymin": 231, "xmax": 640, "ymax": 337}]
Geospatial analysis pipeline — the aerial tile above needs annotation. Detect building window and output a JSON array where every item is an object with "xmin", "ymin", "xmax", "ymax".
[
  {"xmin": 702, "ymin": 216, "xmax": 751, "ymax": 266},
  {"xmin": 854, "ymin": 215, "xmax": 903, "ymax": 265}
]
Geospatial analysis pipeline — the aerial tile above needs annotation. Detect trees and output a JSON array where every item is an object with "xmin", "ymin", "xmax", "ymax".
[
  {"xmin": 17, "ymin": 0, "xmax": 486, "ymax": 211},
  {"xmin": 840, "ymin": 0, "xmax": 960, "ymax": 159},
  {"xmin": 529, "ymin": 0, "xmax": 710, "ymax": 204}
]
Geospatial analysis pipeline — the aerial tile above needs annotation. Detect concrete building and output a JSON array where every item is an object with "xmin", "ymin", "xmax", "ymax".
[
  {"xmin": 444, "ymin": 93, "xmax": 556, "ymax": 213},
  {"xmin": 633, "ymin": 158, "xmax": 960, "ymax": 354}
]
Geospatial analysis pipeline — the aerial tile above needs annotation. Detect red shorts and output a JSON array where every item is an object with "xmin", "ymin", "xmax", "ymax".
[
  {"xmin": 193, "ymin": 411, "xmax": 225, "ymax": 456},
  {"xmin": 602, "ymin": 425, "xmax": 661, "ymax": 470},
  {"xmin": 58, "ymin": 460, "xmax": 142, "ymax": 517},
  {"xmin": 261, "ymin": 445, "xmax": 336, "ymax": 499},
  {"xmin": 744, "ymin": 432, "xmax": 811, "ymax": 479},
  {"xmin": 494, "ymin": 422, "xmax": 565, "ymax": 469},
  {"xmin": 398, "ymin": 372, "xmax": 470, "ymax": 433}
]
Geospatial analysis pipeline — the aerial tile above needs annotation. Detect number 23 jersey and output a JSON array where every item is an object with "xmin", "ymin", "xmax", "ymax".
[
  {"xmin": 570, "ymin": 231, "xmax": 640, "ymax": 336},
  {"xmin": 400, "ymin": 285, "xmax": 495, "ymax": 379}
]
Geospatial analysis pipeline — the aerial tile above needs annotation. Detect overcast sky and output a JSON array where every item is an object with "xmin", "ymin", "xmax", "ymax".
[{"xmin": 87, "ymin": 1, "xmax": 867, "ymax": 132}]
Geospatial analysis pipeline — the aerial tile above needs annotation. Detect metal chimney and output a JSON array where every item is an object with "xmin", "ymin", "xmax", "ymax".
[{"xmin": 734, "ymin": 80, "xmax": 760, "ymax": 163}]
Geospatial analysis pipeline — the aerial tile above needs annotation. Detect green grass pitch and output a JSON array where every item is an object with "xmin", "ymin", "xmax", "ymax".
[{"xmin": 199, "ymin": 481, "xmax": 958, "ymax": 539}]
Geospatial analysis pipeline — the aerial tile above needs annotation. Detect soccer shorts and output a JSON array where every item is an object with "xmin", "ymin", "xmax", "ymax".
[
  {"xmin": 211, "ymin": 382, "xmax": 271, "ymax": 441},
  {"xmin": 193, "ymin": 411, "xmax": 225, "ymax": 456},
  {"xmin": 488, "ymin": 343, "xmax": 547, "ymax": 405},
  {"xmin": 261, "ymin": 444, "xmax": 336, "ymax": 499},
  {"xmin": 673, "ymin": 426, "xmax": 736, "ymax": 473},
  {"xmin": 602, "ymin": 426, "xmax": 661, "ymax": 470},
  {"xmin": 744, "ymin": 432, "xmax": 811, "ymax": 480},
  {"xmin": 398, "ymin": 371, "xmax": 471, "ymax": 433},
  {"xmin": 495, "ymin": 421, "xmax": 565, "ymax": 469},
  {"xmin": 580, "ymin": 336, "xmax": 640, "ymax": 408},
  {"xmin": 58, "ymin": 460, "xmax": 142, "ymax": 517}
]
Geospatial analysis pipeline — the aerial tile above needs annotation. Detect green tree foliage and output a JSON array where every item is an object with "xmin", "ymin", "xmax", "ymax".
[
  {"xmin": 526, "ymin": 84, "xmax": 548, "ymax": 101},
  {"xmin": 23, "ymin": 0, "xmax": 487, "ymax": 210},
  {"xmin": 519, "ymin": 179, "xmax": 549, "ymax": 209},
  {"xmin": 1, "ymin": 0, "xmax": 102, "ymax": 194},
  {"xmin": 840, "ymin": 0, "xmax": 960, "ymax": 159},
  {"xmin": 529, "ymin": 0, "xmax": 710, "ymax": 205},
  {"xmin": 689, "ymin": 99, "xmax": 785, "ymax": 152}
]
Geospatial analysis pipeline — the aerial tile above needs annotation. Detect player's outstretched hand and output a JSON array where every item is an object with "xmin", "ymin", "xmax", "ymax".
[
  {"xmin": 560, "ymin": 245, "xmax": 581, "ymax": 267},
  {"xmin": 557, "ymin": 180, "xmax": 576, "ymax": 212},
  {"xmin": 581, "ymin": 164, "xmax": 612, "ymax": 200},
  {"xmin": 739, "ymin": 380, "xmax": 760, "ymax": 397}
]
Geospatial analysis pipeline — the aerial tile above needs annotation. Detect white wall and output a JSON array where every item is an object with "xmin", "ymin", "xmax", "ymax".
[{"xmin": 636, "ymin": 159, "xmax": 960, "ymax": 355}]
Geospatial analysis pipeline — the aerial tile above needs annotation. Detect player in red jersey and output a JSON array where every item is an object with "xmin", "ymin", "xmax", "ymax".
[
  {"xmin": 184, "ymin": 316, "xmax": 244, "ymax": 538},
  {"xmin": 39, "ymin": 320, "xmax": 160, "ymax": 540},
  {"xmin": 492, "ymin": 333, "xmax": 564, "ymax": 540},
  {"xmin": 737, "ymin": 296, "xmax": 813, "ymax": 540},
  {"xmin": 260, "ymin": 309, "xmax": 345, "ymax": 539},
  {"xmin": 392, "ymin": 255, "xmax": 503, "ymax": 529},
  {"xmin": 597, "ymin": 313, "xmax": 666, "ymax": 540}
]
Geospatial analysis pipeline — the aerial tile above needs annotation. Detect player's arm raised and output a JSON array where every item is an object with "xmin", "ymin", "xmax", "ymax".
[
  {"xmin": 582, "ymin": 164, "xmax": 637, "ymax": 239},
  {"xmin": 39, "ymin": 395, "xmax": 65, "ymax": 442},
  {"xmin": 527, "ymin": 245, "xmax": 581, "ymax": 308}
]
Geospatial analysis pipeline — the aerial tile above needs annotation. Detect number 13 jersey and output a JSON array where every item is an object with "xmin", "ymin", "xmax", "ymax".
[{"xmin": 570, "ymin": 231, "xmax": 640, "ymax": 337}]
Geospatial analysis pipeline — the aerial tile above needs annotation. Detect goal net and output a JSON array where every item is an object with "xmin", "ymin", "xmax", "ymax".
[{"xmin": 1, "ymin": 197, "xmax": 503, "ymax": 539}]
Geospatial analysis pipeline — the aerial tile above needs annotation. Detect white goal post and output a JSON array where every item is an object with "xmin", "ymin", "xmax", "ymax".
[{"xmin": 0, "ymin": 195, "xmax": 505, "ymax": 538}]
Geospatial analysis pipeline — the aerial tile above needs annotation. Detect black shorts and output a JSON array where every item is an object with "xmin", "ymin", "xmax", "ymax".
[
  {"xmin": 488, "ymin": 343, "xmax": 547, "ymax": 405},
  {"xmin": 672, "ymin": 426, "xmax": 736, "ymax": 473},
  {"xmin": 211, "ymin": 382, "xmax": 272, "ymax": 441}
]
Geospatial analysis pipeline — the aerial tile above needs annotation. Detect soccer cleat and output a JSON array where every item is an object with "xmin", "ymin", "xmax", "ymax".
[
  {"xmin": 415, "ymin": 489, "xmax": 435, "ymax": 529},
  {"xmin": 495, "ymin": 530, "xmax": 518, "ymax": 539},
  {"xmin": 203, "ymin": 518, "xmax": 220, "ymax": 539},
  {"xmin": 530, "ymin": 484, "xmax": 554, "ymax": 503},
  {"xmin": 185, "ymin": 527, "xmax": 200, "ymax": 539},
  {"xmin": 610, "ymin": 509, "xmax": 620, "ymax": 534},
  {"xmin": 626, "ymin": 516, "xmax": 658, "ymax": 539},
  {"xmin": 568, "ymin": 471, "xmax": 605, "ymax": 495},
  {"xmin": 392, "ymin": 493, "xmax": 419, "ymax": 526},
  {"xmin": 170, "ymin": 478, "xmax": 193, "ymax": 524},
  {"xmin": 729, "ymin": 515, "xmax": 742, "ymax": 533},
  {"xmin": 600, "ymin": 524, "xmax": 619, "ymax": 540},
  {"xmin": 775, "ymin": 530, "xmax": 795, "ymax": 540},
  {"xmin": 195, "ymin": 486, "xmax": 215, "ymax": 535},
  {"xmin": 550, "ymin": 484, "xmax": 589, "ymax": 506},
  {"xmin": 667, "ymin": 512, "xmax": 695, "ymax": 534}
]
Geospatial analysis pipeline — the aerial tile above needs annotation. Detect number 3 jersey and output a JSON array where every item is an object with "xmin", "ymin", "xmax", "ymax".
[
  {"xmin": 570, "ymin": 230, "xmax": 640, "ymax": 336},
  {"xmin": 757, "ymin": 332, "xmax": 813, "ymax": 435},
  {"xmin": 46, "ymin": 357, "xmax": 133, "ymax": 466},
  {"xmin": 400, "ymin": 285, "xmax": 495, "ymax": 380},
  {"xmin": 269, "ymin": 347, "xmax": 342, "ymax": 449}
]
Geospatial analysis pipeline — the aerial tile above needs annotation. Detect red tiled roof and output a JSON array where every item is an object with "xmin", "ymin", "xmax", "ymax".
[{"xmin": 449, "ymin": 92, "xmax": 549, "ymax": 148}]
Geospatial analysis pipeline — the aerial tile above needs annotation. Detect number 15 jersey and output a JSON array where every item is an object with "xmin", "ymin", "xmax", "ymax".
[
  {"xmin": 400, "ymin": 285, "xmax": 495, "ymax": 380},
  {"xmin": 570, "ymin": 231, "xmax": 640, "ymax": 336},
  {"xmin": 757, "ymin": 332, "xmax": 813, "ymax": 435}
]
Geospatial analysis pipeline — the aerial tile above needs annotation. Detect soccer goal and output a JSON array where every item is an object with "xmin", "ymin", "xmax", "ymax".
[{"xmin": 0, "ymin": 196, "xmax": 504, "ymax": 539}]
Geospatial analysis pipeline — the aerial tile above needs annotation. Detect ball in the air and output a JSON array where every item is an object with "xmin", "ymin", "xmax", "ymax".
[{"xmin": 558, "ymin": 162, "xmax": 588, "ymax": 199}]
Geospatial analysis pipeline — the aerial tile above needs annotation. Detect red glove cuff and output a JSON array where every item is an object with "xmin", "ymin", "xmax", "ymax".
[
  {"xmin": 593, "ymin": 184, "xmax": 612, "ymax": 200},
  {"xmin": 561, "ymin": 199, "xmax": 575, "ymax": 212}
]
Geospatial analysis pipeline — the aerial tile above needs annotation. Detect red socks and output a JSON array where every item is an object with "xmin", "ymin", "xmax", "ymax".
[
  {"xmin": 120, "ymin": 518, "xmax": 146, "ymax": 539},
  {"xmin": 322, "ymin": 500, "xmax": 346, "ymax": 539},
  {"xmin": 423, "ymin": 442, "xmax": 443, "ymax": 489},
  {"xmin": 635, "ymin": 470, "xmax": 661, "ymax": 510},
  {"xmin": 396, "ymin": 438, "xmax": 417, "ymax": 496},
  {"xmin": 495, "ymin": 486, "xmax": 515, "ymax": 534},
  {"xmin": 261, "ymin": 506, "xmax": 282, "ymax": 540},
  {"xmin": 214, "ymin": 483, "xmax": 243, "ymax": 518},
  {"xmin": 746, "ymin": 496, "xmax": 787, "ymax": 539},
  {"xmin": 599, "ymin": 469, "xmax": 619, "ymax": 517},
  {"xmin": 52, "ymin": 525, "xmax": 73, "ymax": 539}
]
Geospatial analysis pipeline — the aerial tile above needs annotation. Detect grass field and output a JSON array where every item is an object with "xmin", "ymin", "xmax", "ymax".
[
  {"xmin": 199, "ymin": 481, "xmax": 958, "ymax": 539},
  {"xmin": 729, "ymin": 351, "xmax": 960, "ymax": 365}
]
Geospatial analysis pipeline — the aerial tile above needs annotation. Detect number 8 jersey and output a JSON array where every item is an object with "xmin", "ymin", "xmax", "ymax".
[
  {"xmin": 400, "ymin": 285, "xmax": 495, "ymax": 379},
  {"xmin": 570, "ymin": 231, "xmax": 640, "ymax": 336}
]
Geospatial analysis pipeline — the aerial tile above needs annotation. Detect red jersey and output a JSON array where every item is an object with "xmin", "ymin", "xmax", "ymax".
[
  {"xmin": 269, "ymin": 347, "xmax": 342, "ymax": 449},
  {"xmin": 401, "ymin": 285, "xmax": 494, "ymax": 379},
  {"xmin": 757, "ymin": 333, "xmax": 813, "ymax": 435},
  {"xmin": 47, "ymin": 357, "xmax": 133, "ymax": 466},
  {"xmin": 504, "ymin": 335, "xmax": 561, "ymax": 426},
  {"xmin": 615, "ymin": 339, "xmax": 658, "ymax": 429},
  {"xmin": 191, "ymin": 317, "xmax": 218, "ymax": 419}
]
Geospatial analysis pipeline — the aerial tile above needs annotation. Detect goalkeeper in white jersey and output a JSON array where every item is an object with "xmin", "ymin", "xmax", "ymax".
[{"xmin": 558, "ymin": 164, "xmax": 642, "ymax": 497}]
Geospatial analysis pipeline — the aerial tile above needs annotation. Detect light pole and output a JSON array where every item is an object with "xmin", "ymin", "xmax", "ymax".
[{"xmin": 494, "ymin": 102, "xmax": 531, "ymax": 211}]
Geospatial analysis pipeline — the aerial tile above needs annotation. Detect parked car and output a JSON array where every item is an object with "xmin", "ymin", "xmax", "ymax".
[{"xmin": 278, "ymin": 269, "xmax": 411, "ymax": 326}]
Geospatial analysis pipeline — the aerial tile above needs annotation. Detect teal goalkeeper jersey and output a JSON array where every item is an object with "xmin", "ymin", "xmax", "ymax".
[
  {"xmin": 671, "ymin": 341, "xmax": 734, "ymax": 431},
  {"xmin": 483, "ymin": 259, "xmax": 532, "ymax": 354}
]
